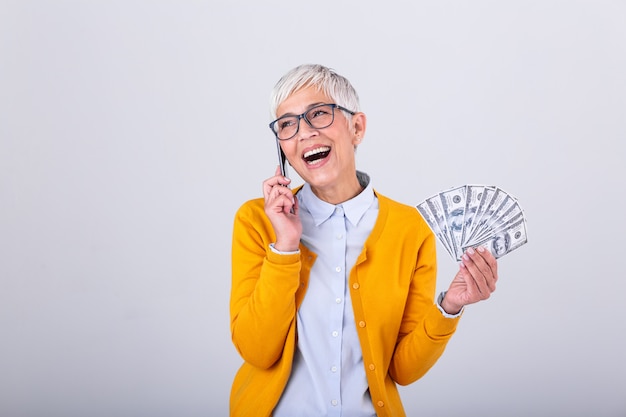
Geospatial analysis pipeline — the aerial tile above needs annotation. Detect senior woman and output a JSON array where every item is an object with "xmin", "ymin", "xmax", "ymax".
[{"xmin": 229, "ymin": 64, "xmax": 498, "ymax": 417}]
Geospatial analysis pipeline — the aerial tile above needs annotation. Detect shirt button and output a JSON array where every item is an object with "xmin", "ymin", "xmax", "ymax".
[
  {"xmin": 331, "ymin": 399, "xmax": 338, "ymax": 406},
  {"xmin": 377, "ymin": 400, "xmax": 384, "ymax": 407},
  {"xmin": 332, "ymin": 331, "xmax": 339, "ymax": 337},
  {"xmin": 359, "ymin": 320, "xmax": 366, "ymax": 328},
  {"xmin": 335, "ymin": 266, "xmax": 342, "ymax": 272},
  {"xmin": 335, "ymin": 297, "xmax": 342, "ymax": 304},
  {"xmin": 336, "ymin": 233, "xmax": 343, "ymax": 239},
  {"xmin": 352, "ymin": 283, "xmax": 360, "ymax": 289},
  {"xmin": 330, "ymin": 366, "xmax": 337, "ymax": 373}
]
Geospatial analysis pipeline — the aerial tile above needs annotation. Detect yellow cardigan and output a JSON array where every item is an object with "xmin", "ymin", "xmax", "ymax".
[{"xmin": 230, "ymin": 190, "xmax": 460, "ymax": 417}]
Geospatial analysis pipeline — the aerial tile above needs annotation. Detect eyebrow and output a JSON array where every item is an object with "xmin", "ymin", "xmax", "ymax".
[{"xmin": 277, "ymin": 102, "xmax": 327, "ymax": 119}]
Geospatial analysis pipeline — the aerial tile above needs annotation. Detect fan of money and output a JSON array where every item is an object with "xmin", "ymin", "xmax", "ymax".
[{"xmin": 416, "ymin": 185, "xmax": 528, "ymax": 261}]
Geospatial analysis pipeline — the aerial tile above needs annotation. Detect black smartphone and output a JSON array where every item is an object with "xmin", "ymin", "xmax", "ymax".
[
  {"xmin": 275, "ymin": 138, "xmax": 295, "ymax": 213},
  {"xmin": 275, "ymin": 138, "xmax": 289, "ymax": 181}
]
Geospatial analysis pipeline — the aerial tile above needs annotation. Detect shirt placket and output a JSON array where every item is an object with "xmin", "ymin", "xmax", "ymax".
[{"xmin": 327, "ymin": 204, "xmax": 347, "ymax": 415}]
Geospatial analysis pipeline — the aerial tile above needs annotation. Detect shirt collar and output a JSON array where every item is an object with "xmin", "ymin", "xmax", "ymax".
[{"xmin": 298, "ymin": 171, "xmax": 375, "ymax": 227}]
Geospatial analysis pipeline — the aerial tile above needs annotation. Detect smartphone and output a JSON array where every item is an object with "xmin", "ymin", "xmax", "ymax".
[
  {"xmin": 275, "ymin": 138, "xmax": 295, "ymax": 213},
  {"xmin": 275, "ymin": 138, "xmax": 289, "ymax": 182}
]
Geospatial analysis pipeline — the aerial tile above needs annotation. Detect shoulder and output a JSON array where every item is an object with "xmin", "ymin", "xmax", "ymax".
[
  {"xmin": 235, "ymin": 197, "xmax": 265, "ymax": 220},
  {"xmin": 233, "ymin": 197, "xmax": 274, "ymax": 238},
  {"xmin": 232, "ymin": 197, "xmax": 276, "ymax": 248}
]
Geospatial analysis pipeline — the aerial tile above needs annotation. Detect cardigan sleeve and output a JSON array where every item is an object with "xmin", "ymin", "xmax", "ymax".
[
  {"xmin": 229, "ymin": 200, "xmax": 302, "ymax": 369},
  {"xmin": 388, "ymin": 221, "xmax": 461, "ymax": 385}
]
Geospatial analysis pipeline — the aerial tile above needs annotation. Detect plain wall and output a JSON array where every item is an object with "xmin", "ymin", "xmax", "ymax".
[{"xmin": 1, "ymin": 1, "xmax": 624, "ymax": 416}]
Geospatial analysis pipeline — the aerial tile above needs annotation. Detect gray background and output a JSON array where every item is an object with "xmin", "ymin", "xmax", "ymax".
[{"xmin": 1, "ymin": 1, "xmax": 624, "ymax": 416}]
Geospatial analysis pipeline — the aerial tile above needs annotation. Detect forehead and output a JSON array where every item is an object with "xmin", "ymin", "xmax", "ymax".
[{"xmin": 276, "ymin": 86, "xmax": 332, "ymax": 117}]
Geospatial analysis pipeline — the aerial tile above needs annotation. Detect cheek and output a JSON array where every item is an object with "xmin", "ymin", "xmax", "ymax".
[{"xmin": 281, "ymin": 142, "xmax": 298, "ymax": 160}]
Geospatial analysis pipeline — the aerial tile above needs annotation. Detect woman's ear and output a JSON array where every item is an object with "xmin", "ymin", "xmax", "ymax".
[{"xmin": 351, "ymin": 112, "xmax": 367, "ymax": 145}]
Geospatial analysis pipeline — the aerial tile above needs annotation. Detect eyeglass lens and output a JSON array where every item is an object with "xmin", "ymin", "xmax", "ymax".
[{"xmin": 274, "ymin": 104, "xmax": 335, "ymax": 140}]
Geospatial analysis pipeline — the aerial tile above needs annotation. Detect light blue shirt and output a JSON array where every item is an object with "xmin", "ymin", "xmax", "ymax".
[{"xmin": 273, "ymin": 172, "xmax": 378, "ymax": 417}]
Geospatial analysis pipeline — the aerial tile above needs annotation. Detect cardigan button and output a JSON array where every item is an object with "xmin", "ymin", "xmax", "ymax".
[
  {"xmin": 369, "ymin": 363, "xmax": 375, "ymax": 371},
  {"xmin": 377, "ymin": 400, "xmax": 384, "ymax": 407},
  {"xmin": 352, "ymin": 283, "xmax": 360, "ymax": 289},
  {"xmin": 358, "ymin": 321, "xmax": 366, "ymax": 328}
]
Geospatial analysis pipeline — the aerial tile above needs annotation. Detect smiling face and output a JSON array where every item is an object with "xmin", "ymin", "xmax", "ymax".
[{"xmin": 276, "ymin": 86, "xmax": 367, "ymax": 204}]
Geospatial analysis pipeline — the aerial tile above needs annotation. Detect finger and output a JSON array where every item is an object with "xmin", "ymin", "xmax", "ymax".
[
  {"xmin": 467, "ymin": 247, "xmax": 497, "ymax": 281},
  {"xmin": 479, "ymin": 246, "xmax": 498, "ymax": 280},
  {"xmin": 273, "ymin": 165, "xmax": 291, "ymax": 185},
  {"xmin": 461, "ymin": 249, "xmax": 493, "ymax": 298},
  {"xmin": 291, "ymin": 195, "xmax": 299, "ymax": 215},
  {"xmin": 276, "ymin": 194, "xmax": 297, "ymax": 215},
  {"xmin": 473, "ymin": 246, "xmax": 498, "ymax": 289},
  {"xmin": 263, "ymin": 175, "xmax": 288, "ymax": 193},
  {"xmin": 263, "ymin": 174, "xmax": 291, "ymax": 199},
  {"xmin": 267, "ymin": 184, "xmax": 295, "ymax": 211}
]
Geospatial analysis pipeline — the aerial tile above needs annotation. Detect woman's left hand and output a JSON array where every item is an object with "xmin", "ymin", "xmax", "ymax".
[{"xmin": 440, "ymin": 246, "xmax": 498, "ymax": 315}]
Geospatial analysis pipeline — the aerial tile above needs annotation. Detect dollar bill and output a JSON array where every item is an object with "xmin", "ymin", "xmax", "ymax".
[
  {"xmin": 460, "ymin": 185, "xmax": 486, "ymax": 252},
  {"xmin": 416, "ymin": 200, "xmax": 454, "ymax": 258},
  {"xmin": 416, "ymin": 184, "xmax": 528, "ymax": 261},
  {"xmin": 464, "ymin": 185, "xmax": 496, "ymax": 244},
  {"xmin": 465, "ymin": 186, "xmax": 506, "ymax": 244},
  {"xmin": 424, "ymin": 197, "xmax": 454, "ymax": 254},
  {"xmin": 438, "ymin": 185, "xmax": 467, "ymax": 260},
  {"xmin": 465, "ymin": 216, "xmax": 528, "ymax": 259},
  {"xmin": 467, "ymin": 195, "xmax": 521, "ymax": 245}
]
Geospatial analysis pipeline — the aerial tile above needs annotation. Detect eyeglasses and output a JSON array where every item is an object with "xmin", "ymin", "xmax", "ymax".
[{"xmin": 269, "ymin": 103, "xmax": 356, "ymax": 141}]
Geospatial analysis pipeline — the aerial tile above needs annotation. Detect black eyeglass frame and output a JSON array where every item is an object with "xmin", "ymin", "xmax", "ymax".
[{"xmin": 269, "ymin": 103, "xmax": 356, "ymax": 141}]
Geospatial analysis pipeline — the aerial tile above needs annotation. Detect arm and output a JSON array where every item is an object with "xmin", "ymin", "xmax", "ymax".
[
  {"xmin": 230, "ymin": 202, "xmax": 301, "ymax": 369},
  {"xmin": 389, "ymin": 238, "xmax": 499, "ymax": 385},
  {"xmin": 388, "ymin": 232, "xmax": 460, "ymax": 385},
  {"xmin": 230, "ymin": 169, "xmax": 303, "ymax": 369}
]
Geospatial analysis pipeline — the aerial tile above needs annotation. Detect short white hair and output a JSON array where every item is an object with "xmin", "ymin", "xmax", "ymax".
[{"xmin": 269, "ymin": 64, "xmax": 361, "ymax": 120}]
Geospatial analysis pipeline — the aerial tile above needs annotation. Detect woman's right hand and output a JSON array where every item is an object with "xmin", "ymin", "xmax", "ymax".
[{"xmin": 262, "ymin": 166, "xmax": 302, "ymax": 252}]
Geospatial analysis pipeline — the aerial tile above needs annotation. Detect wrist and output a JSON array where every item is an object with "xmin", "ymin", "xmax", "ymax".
[
  {"xmin": 439, "ymin": 292, "xmax": 463, "ymax": 316},
  {"xmin": 273, "ymin": 241, "xmax": 299, "ymax": 253}
]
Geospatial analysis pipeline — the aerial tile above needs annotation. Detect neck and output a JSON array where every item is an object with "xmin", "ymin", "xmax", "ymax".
[{"xmin": 310, "ymin": 176, "xmax": 363, "ymax": 205}]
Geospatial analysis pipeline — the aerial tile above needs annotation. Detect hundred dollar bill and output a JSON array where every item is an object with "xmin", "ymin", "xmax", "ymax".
[
  {"xmin": 467, "ymin": 195, "xmax": 521, "ymax": 245},
  {"xmin": 438, "ymin": 185, "xmax": 467, "ymax": 260},
  {"xmin": 418, "ymin": 184, "xmax": 528, "ymax": 261},
  {"xmin": 480, "ymin": 199, "xmax": 523, "ymax": 240},
  {"xmin": 421, "ymin": 196, "xmax": 455, "ymax": 258},
  {"xmin": 466, "ymin": 186, "xmax": 506, "ymax": 244},
  {"xmin": 464, "ymin": 185, "xmax": 496, "ymax": 244},
  {"xmin": 461, "ymin": 185, "xmax": 486, "ymax": 248},
  {"xmin": 416, "ymin": 201, "xmax": 454, "ymax": 258},
  {"xmin": 466, "ymin": 216, "xmax": 528, "ymax": 259},
  {"xmin": 489, "ymin": 210, "xmax": 525, "ymax": 237}
]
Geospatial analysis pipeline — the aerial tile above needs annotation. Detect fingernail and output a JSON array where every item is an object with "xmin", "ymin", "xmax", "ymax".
[
  {"xmin": 459, "ymin": 261, "xmax": 466, "ymax": 268},
  {"xmin": 467, "ymin": 247, "xmax": 475, "ymax": 255},
  {"xmin": 477, "ymin": 246, "xmax": 485, "ymax": 252},
  {"xmin": 462, "ymin": 254, "xmax": 469, "ymax": 261}
]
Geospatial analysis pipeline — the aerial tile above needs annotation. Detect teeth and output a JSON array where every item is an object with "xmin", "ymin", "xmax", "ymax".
[{"xmin": 303, "ymin": 147, "xmax": 330, "ymax": 159}]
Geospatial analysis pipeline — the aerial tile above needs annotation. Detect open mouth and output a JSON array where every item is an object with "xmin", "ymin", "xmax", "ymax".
[{"xmin": 303, "ymin": 146, "xmax": 331, "ymax": 165}]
